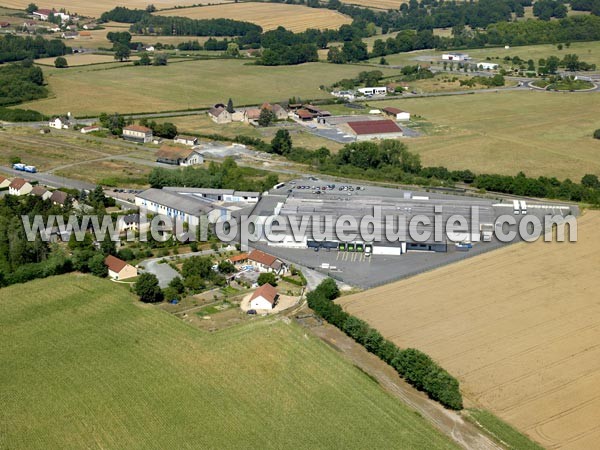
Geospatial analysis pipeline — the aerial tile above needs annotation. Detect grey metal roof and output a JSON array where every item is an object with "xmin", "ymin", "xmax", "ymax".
[{"xmin": 136, "ymin": 189, "xmax": 216, "ymax": 215}]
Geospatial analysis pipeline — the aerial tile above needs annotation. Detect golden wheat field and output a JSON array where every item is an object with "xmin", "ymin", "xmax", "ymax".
[
  {"xmin": 155, "ymin": 3, "xmax": 352, "ymax": 32},
  {"xmin": 340, "ymin": 0, "xmax": 405, "ymax": 9},
  {"xmin": 0, "ymin": 0, "xmax": 233, "ymax": 17},
  {"xmin": 340, "ymin": 211, "xmax": 600, "ymax": 450}
]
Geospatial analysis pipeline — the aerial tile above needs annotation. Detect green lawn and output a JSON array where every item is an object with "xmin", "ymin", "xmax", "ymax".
[
  {"xmin": 20, "ymin": 59, "xmax": 401, "ymax": 116},
  {"xmin": 371, "ymin": 40, "xmax": 600, "ymax": 68},
  {"xmin": 328, "ymin": 90, "xmax": 600, "ymax": 180},
  {"xmin": 467, "ymin": 409, "xmax": 544, "ymax": 450},
  {"xmin": 0, "ymin": 274, "xmax": 457, "ymax": 450}
]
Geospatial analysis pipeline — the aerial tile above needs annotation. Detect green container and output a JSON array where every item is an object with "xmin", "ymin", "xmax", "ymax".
[
  {"xmin": 339, "ymin": 243, "xmax": 346, "ymax": 251},
  {"xmin": 348, "ymin": 244, "xmax": 355, "ymax": 252}
]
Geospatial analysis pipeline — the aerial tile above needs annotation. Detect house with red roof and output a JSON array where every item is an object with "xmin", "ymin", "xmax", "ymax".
[
  {"xmin": 104, "ymin": 255, "xmax": 137, "ymax": 280},
  {"xmin": 0, "ymin": 175, "xmax": 10, "ymax": 189},
  {"xmin": 9, "ymin": 178, "xmax": 33, "ymax": 196},
  {"xmin": 123, "ymin": 125, "xmax": 153, "ymax": 143},
  {"xmin": 248, "ymin": 249, "xmax": 285, "ymax": 274},
  {"xmin": 249, "ymin": 283, "xmax": 278, "ymax": 310}
]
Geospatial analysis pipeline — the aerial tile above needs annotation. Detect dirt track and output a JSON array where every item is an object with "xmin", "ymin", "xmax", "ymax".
[{"xmin": 340, "ymin": 211, "xmax": 600, "ymax": 449}]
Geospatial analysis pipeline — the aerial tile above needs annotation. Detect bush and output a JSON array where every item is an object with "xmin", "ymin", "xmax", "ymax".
[
  {"xmin": 594, "ymin": 129, "xmax": 600, "ymax": 139},
  {"xmin": 0, "ymin": 107, "xmax": 46, "ymax": 122},
  {"xmin": 257, "ymin": 272, "xmax": 277, "ymax": 286},
  {"xmin": 54, "ymin": 56, "xmax": 68, "ymax": 68}
]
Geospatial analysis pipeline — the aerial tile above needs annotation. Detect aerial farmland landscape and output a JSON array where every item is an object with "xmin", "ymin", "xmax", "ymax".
[{"xmin": 0, "ymin": 0, "xmax": 599, "ymax": 449}]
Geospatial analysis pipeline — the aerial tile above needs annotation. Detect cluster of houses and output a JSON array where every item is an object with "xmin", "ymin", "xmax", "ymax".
[
  {"xmin": 0, "ymin": 174, "xmax": 76, "ymax": 207},
  {"xmin": 208, "ymin": 102, "xmax": 288, "ymax": 125}
]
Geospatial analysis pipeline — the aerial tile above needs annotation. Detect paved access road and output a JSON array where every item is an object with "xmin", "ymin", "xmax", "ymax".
[{"xmin": 0, "ymin": 166, "xmax": 95, "ymax": 191}]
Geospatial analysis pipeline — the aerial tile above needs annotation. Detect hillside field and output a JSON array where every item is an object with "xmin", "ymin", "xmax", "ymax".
[
  {"xmin": 0, "ymin": 0, "xmax": 233, "ymax": 17},
  {"xmin": 340, "ymin": 211, "xmax": 600, "ymax": 450},
  {"xmin": 155, "ymin": 3, "xmax": 352, "ymax": 32},
  {"xmin": 18, "ymin": 60, "xmax": 400, "ymax": 116},
  {"xmin": 325, "ymin": 90, "xmax": 600, "ymax": 180},
  {"xmin": 0, "ymin": 273, "xmax": 457, "ymax": 450}
]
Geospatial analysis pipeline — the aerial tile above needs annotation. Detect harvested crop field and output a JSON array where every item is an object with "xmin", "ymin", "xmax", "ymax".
[
  {"xmin": 155, "ymin": 3, "xmax": 352, "ymax": 32},
  {"xmin": 341, "ymin": 0, "xmax": 406, "ymax": 9},
  {"xmin": 0, "ymin": 0, "xmax": 233, "ymax": 17},
  {"xmin": 0, "ymin": 274, "xmax": 456, "ymax": 449},
  {"xmin": 340, "ymin": 211, "xmax": 600, "ymax": 449}
]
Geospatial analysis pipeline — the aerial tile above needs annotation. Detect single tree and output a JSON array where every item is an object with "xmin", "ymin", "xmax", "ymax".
[
  {"xmin": 258, "ymin": 108, "xmax": 275, "ymax": 127},
  {"xmin": 88, "ymin": 254, "xmax": 108, "ymax": 278},
  {"xmin": 139, "ymin": 53, "xmax": 151, "ymax": 66},
  {"xmin": 581, "ymin": 174, "xmax": 600, "ymax": 188},
  {"xmin": 257, "ymin": 272, "xmax": 277, "ymax": 286},
  {"xmin": 594, "ymin": 129, "xmax": 600, "ymax": 140},
  {"xmin": 168, "ymin": 276, "xmax": 185, "ymax": 294},
  {"xmin": 54, "ymin": 56, "xmax": 68, "ymax": 68},
  {"xmin": 270, "ymin": 129, "xmax": 292, "ymax": 155},
  {"xmin": 114, "ymin": 43, "xmax": 131, "ymax": 62},
  {"xmin": 226, "ymin": 98, "xmax": 235, "ymax": 114},
  {"xmin": 152, "ymin": 53, "xmax": 168, "ymax": 66},
  {"xmin": 26, "ymin": 3, "xmax": 38, "ymax": 14},
  {"xmin": 135, "ymin": 273, "xmax": 164, "ymax": 303}
]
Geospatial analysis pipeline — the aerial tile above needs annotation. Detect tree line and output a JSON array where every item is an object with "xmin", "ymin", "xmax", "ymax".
[
  {"xmin": 0, "ymin": 34, "xmax": 70, "ymax": 64},
  {"xmin": 307, "ymin": 278, "xmax": 463, "ymax": 410},
  {"xmin": 100, "ymin": 7, "xmax": 262, "ymax": 37}
]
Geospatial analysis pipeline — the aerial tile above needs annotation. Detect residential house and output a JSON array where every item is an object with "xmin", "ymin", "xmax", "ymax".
[
  {"xmin": 272, "ymin": 104, "xmax": 288, "ymax": 120},
  {"xmin": 123, "ymin": 125, "xmax": 153, "ymax": 143},
  {"xmin": 382, "ymin": 107, "xmax": 410, "ymax": 121},
  {"xmin": 245, "ymin": 108, "xmax": 261, "ymax": 123},
  {"xmin": 80, "ymin": 126, "xmax": 100, "ymax": 134},
  {"xmin": 9, "ymin": 178, "xmax": 33, "ymax": 196},
  {"xmin": 248, "ymin": 250, "xmax": 285, "ymax": 274},
  {"xmin": 49, "ymin": 116, "xmax": 70, "ymax": 129},
  {"xmin": 249, "ymin": 283, "xmax": 278, "ymax": 310},
  {"xmin": 50, "ymin": 190, "xmax": 72, "ymax": 207},
  {"xmin": 83, "ymin": 22, "xmax": 98, "ymax": 30},
  {"xmin": 120, "ymin": 214, "xmax": 140, "ymax": 233},
  {"xmin": 228, "ymin": 253, "xmax": 249, "ymax": 265},
  {"xmin": 32, "ymin": 9, "xmax": 52, "ymax": 20},
  {"xmin": 174, "ymin": 135, "xmax": 198, "ymax": 146},
  {"xmin": 0, "ymin": 175, "xmax": 10, "ymax": 189},
  {"xmin": 208, "ymin": 106, "xmax": 232, "ymax": 124},
  {"xmin": 346, "ymin": 120, "xmax": 403, "ymax": 141},
  {"xmin": 156, "ymin": 145, "xmax": 204, "ymax": 167},
  {"xmin": 31, "ymin": 185, "xmax": 52, "ymax": 200},
  {"xmin": 105, "ymin": 255, "xmax": 138, "ymax": 280}
]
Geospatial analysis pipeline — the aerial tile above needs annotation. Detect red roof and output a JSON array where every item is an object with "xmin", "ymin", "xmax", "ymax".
[
  {"xmin": 296, "ymin": 109, "xmax": 313, "ymax": 119},
  {"xmin": 248, "ymin": 250, "xmax": 277, "ymax": 267},
  {"xmin": 383, "ymin": 107, "xmax": 406, "ymax": 115},
  {"xmin": 348, "ymin": 120, "xmax": 402, "ymax": 136},
  {"xmin": 104, "ymin": 255, "xmax": 128, "ymax": 273},
  {"xmin": 0, "ymin": 175, "xmax": 7, "ymax": 183},
  {"xmin": 250, "ymin": 283, "xmax": 278, "ymax": 305},
  {"xmin": 229, "ymin": 253, "xmax": 249, "ymax": 263},
  {"xmin": 35, "ymin": 9, "xmax": 53, "ymax": 15},
  {"xmin": 10, "ymin": 178, "xmax": 29, "ymax": 190},
  {"xmin": 124, "ymin": 125, "xmax": 152, "ymax": 133}
]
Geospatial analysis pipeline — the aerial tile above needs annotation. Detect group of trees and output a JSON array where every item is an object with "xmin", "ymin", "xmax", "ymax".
[
  {"xmin": 307, "ymin": 278, "xmax": 463, "ymax": 410},
  {"xmin": 532, "ymin": 0, "xmax": 568, "ymax": 20},
  {"xmin": 459, "ymin": 74, "xmax": 505, "ymax": 87},
  {"xmin": 148, "ymin": 158, "xmax": 279, "ymax": 193},
  {"xmin": 327, "ymin": 40, "xmax": 368, "ymax": 64},
  {"xmin": 0, "ymin": 60, "xmax": 47, "ymax": 106},
  {"xmin": 258, "ymin": 43, "xmax": 318, "ymax": 66},
  {"xmin": 571, "ymin": 0, "xmax": 600, "ymax": 14},
  {"xmin": 139, "ymin": 119, "xmax": 177, "ymax": 138},
  {"xmin": 0, "ymin": 34, "xmax": 69, "ymax": 64}
]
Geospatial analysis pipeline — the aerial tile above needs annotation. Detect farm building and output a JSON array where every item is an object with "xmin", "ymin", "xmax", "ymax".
[
  {"xmin": 32, "ymin": 9, "xmax": 52, "ymax": 20},
  {"xmin": 123, "ymin": 125, "xmax": 153, "ymax": 144},
  {"xmin": 31, "ymin": 186, "xmax": 52, "ymax": 200},
  {"xmin": 80, "ymin": 126, "xmax": 100, "ymax": 134},
  {"xmin": 382, "ymin": 107, "xmax": 410, "ymax": 121},
  {"xmin": 248, "ymin": 250, "xmax": 285, "ymax": 274},
  {"xmin": 61, "ymin": 32, "xmax": 78, "ymax": 39},
  {"xmin": 477, "ymin": 62, "xmax": 499, "ymax": 70},
  {"xmin": 346, "ymin": 120, "xmax": 403, "ymax": 141},
  {"xmin": 0, "ymin": 175, "xmax": 10, "ymax": 189},
  {"xmin": 249, "ymin": 283, "xmax": 278, "ymax": 310},
  {"xmin": 261, "ymin": 103, "xmax": 288, "ymax": 120},
  {"xmin": 208, "ymin": 106, "xmax": 232, "ymax": 124},
  {"xmin": 104, "ymin": 255, "xmax": 137, "ymax": 281},
  {"xmin": 295, "ymin": 109, "xmax": 314, "ymax": 121},
  {"xmin": 156, "ymin": 145, "xmax": 204, "ymax": 167},
  {"xmin": 9, "ymin": 178, "xmax": 32, "ymax": 196},
  {"xmin": 174, "ymin": 135, "xmax": 199, "ymax": 146},
  {"xmin": 442, "ymin": 52, "xmax": 470, "ymax": 61}
]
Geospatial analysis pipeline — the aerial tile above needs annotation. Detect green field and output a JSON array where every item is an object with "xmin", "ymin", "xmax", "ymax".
[
  {"xmin": 0, "ymin": 274, "xmax": 457, "ymax": 449},
  {"xmin": 371, "ymin": 40, "xmax": 600, "ymax": 68},
  {"xmin": 20, "ymin": 60, "xmax": 401, "ymax": 116},
  {"xmin": 328, "ymin": 90, "xmax": 600, "ymax": 179}
]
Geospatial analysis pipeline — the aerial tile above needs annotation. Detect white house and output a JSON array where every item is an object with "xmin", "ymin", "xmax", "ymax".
[
  {"xmin": 32, "ymin": 9, "xmax": 52, "ymax": 20},
  {"xmin": 123, "ymin": 125, "xmax": 153, "ymax": 143},
  {"xmin": 248, "ymin": 250, "xmax": 285, "ymax": 274},
  {"xmin": 382, "ymin": 107, "xmax": 410, "ymax": 121},
  {"xmin": 105, "ymin": 255, "xmax": 137, "ymax": 280},
  {"xmin": 0, "ymin": 175, "xmax": 10, "ymax": 189},
  {"xmin": 9, "ymin": 178, "xmax": 33, "ymax": 196},
  {"xmin": 442, "ymin": 52, "xmax": 470, "ymax": 61},
  {"xmin": 477, "ymin": 62, "xmax": 499, "ymax": 70},
  {"xmin": 358, "ymin": 87, "xmax": 387, "ymax": 96},
  {"xmin": 49, "ymin": 116, "xmax": 70, "ymax": 129},
  {"xmin": 249, "ymin": 283, "xmax": 278, "ymax": 310},
  {"xmin": 31, "ymin": 185, "xmax": 52, "ymax": 200}
]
